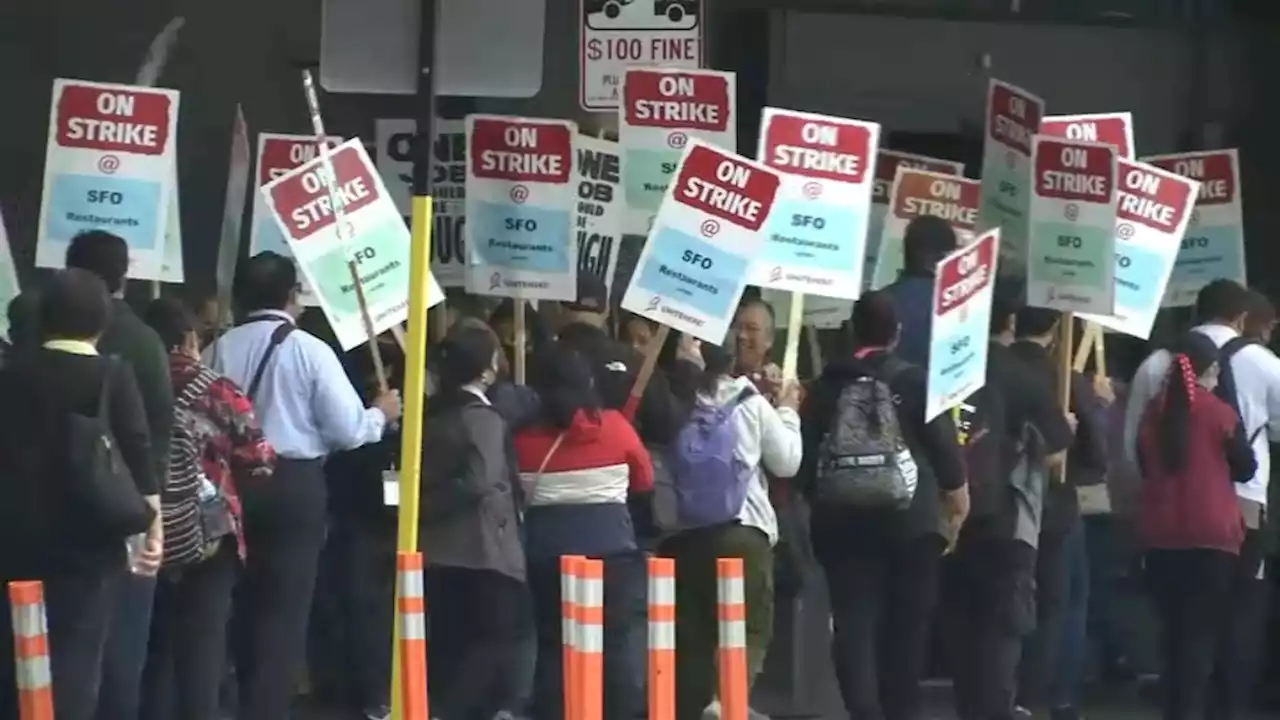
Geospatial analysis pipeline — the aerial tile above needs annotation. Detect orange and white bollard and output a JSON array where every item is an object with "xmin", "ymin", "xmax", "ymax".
[
  {"xmin": 396, "ymin": 553, "xmax": 428, "ymax": 720},
  {"xmin": 577, "ymin": 558, "xmax": 605, "ymax": 720},
  {"xmin": 716, "ymin": 558, "xmax": 749, "ymax": 720},
  {"xmin": 561, "ymin": 555, "xmax": 584, "ymax": 720},
  {"xmin": 8, "ymin": 581, "xmax": 53, "ymax": 720},
  {"xmin": 647, "ymin": 557, "xmax": 676, "ymax": 720}
]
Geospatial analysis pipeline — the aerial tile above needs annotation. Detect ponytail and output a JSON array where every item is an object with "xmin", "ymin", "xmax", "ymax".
[{"xmin": 1158, "ymin": 352, "xmax": 1199, "ymax": 473}]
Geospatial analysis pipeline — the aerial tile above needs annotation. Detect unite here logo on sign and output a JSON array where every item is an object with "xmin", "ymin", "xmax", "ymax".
[
  {"xmin": 871, "ymin": 169, "xmax": 981, "ymax": 290},
  {"xmin": 926, "ymin": 228, "xmax": 999, "ymax": 422},
  {"xmin": 1078, "ymin": 159, "xmax": 1199, "ymax": 339},
  {"xmin": 978, "ymin": 79, "xmax": 1045, "ymax": 272},
  {"xmin": 580, "ymin": 0, "xmax": 702, "ymax": 112},
  {"xmin": 622, "ymin": 140, "xmax": 781, "ymax": 344},
  {"xmin": 1028, "ymin": 137, "xmax": 1118, "ymax": 315},
  {"xmin": 754, "ymin": 108, "xmax": 879, "ymax": 297},
  {"xmin": 37, "ymin": 79, "xmax": 180, "ymax": 280},
  {"xmin": 465, "ymin": 115, "xmax": 578, "ymax": 301},
  {"xmin": 620, "ymin": 68, "xmax": 736, "ymax": 236},
  {"xmin": 1040, "ymin": 112, "xmax": 1135, "ymax": 160},
  {"xmin": 1142, "ymin": 149, "xmax": 1245, "ymax": 308}
]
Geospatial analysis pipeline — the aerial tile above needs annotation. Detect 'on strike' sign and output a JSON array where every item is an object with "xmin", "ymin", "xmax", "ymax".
[
  {"xmin": 37, "ymin": 79, "xmax": 180, "ymax": 280},
  {"xmin": 262, "ymin": 139, "xmax": 443, "ymax": 351},
  {"xmin": 926, "ymin": 228, "xmax": 999, "ymax": 422},
  {"xmin": 622, "ymin": 140, "xmax": 781, "ymax": 344}
]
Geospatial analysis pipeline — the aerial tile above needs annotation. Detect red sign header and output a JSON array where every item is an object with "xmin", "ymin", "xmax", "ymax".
[
  {"xmin": 469, "ymin": 118, "xmax": 573, "ymax": 184},
  {"xmin": 1034, "ymin": 139, "xmax": 1116, "ymax": 204},
  {"xmin": 1145, "ymin": 151, "xmax": 1236, "ymax": 206},
  {"xmin": 624, "ymin": 70, "xmax": 731, "ymax": 132},
  {"xmin": 675, "ymin": 144, "xmax": 780, "ymax": 232},
  {"xmin": 1115, "ymin": 158, "xmax": 1197, "ymax": 235},
  {"xmin": 987, "ymin": 82, "xmax": 1044, "ymax": 155},
  {"xmin": 55, "ymin": 83, "xmax": 172, "ymax": 156},
  {"xmin": 267, "ymin": 145, "xmax": 381, "ymax": 241},
  {"xmin": 936, "ymin": 232, "xmax": 997, "ymax": 315},
  {"xmin": 760, "ymin": 113, "xmax": 874, "ymax": 184}
]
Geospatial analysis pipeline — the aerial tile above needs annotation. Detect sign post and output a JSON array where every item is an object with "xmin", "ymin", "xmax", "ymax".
[
  {"xmin": 871, "ymin": 168, "xmax": 980, "ymax": 290},
  {"xmin": 621, "ymin": 140, "xmax": 782, "ymax": 345},
  {"xmin": 1077, "ymin": 159, "xmax": 1200, "ymax": 339},
  {"xmin": 978, "ymin": 79, "xmax": 1045, "ymax": 272},
  {"xmin": 619, "ymin": 68, "xmax": 736, "ymax": 235},
  {"xmin": 215, "ymin": 106, "xmax": 251, "ymax": 328},
  {"xmin": 1027, "ymin": 136, "xmax": 1118, "ymax": 315},
  {"xmin": 36, "ymin": 80, "xmax": 180, "ymax": 280},
  {"xmin": 1142, "ymin": 149, "xmax": 1245, "ymax": 307},
  {"xmin": 754, "ymin": 107, "xmax": 879, "ymax": 379},
  {"xmin": 0, "ymin": 207, "xmax": 18, "ymax": 341}
]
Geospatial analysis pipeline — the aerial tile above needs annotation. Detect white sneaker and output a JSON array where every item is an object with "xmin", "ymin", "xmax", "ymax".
[{"xmin": 701, "ymin": 700, "xmax": 770, "ymax": 720}]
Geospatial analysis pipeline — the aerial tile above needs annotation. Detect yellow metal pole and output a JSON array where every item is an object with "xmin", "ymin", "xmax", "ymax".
[{"xmin": 391, "ymin": 195, "xmax": 432, "ymax": 720}]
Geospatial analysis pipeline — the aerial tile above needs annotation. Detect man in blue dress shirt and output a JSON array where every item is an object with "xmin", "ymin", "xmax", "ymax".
[{"xmin": 206, "ymin": 252, "xmax": 401, "ymax": 720}]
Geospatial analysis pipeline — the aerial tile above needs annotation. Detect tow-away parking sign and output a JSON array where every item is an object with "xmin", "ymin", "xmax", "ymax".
[{"xmin": 580, "ymin": 0, "xmax": 702, "ymax": 112}]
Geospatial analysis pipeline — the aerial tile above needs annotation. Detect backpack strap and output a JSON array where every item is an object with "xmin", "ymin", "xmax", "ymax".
[
  {"xmin": 247, "ymin": 322, "xmax": 296, "ymax": 402},
  {"xmin": 1220, "ymin": 336, "xmax": 1256, "ymax": 363},
  {"xmin": 96, "ymin": 356, "xmax": 118, "ymax": 421}
]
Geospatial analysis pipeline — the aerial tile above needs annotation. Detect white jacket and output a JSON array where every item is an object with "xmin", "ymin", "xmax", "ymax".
[{"xmin": 697, "ymin": 375, "xmax": 804, "ymax": 545}]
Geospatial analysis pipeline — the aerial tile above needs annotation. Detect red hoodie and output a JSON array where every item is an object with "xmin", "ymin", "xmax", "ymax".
[
  {"xmin": 1136, "ymin": 385, "xmax": 1253, "ymax": 554},
  {"xmin": 513, "ymin": 409, "xmax": 653, "ymax": 560}
]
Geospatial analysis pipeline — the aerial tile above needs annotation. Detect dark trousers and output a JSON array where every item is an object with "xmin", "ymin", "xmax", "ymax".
[
  {"xmin": 141, "ymin": 541, "xmax": 239, "ymax": 720},
  {"xmin": 0, "ymin": 563, "xmax": 123, "ymax": 720},
  {"xmin": 1019, "ymin": 516, "xmax": 1089, "ymax": 710},
  {"xmin": 1146, "ymin": 548, "xmax": 1235, "ymax": 720},
  {"xmin": 946, "ymin": 520, "xmax": 1037, "ymax": 720},
  {"xmin": 661, "ymin": 524, "xmax": 775, "ymax": 720},
  {"xmin": 820, "ymin": 533, "xmax": 942, "ymax": 720},
  {"xmin": 1209, "ymin": 529, "xmax": 1270, "ymax": 719},
  {"xmin": 425, "ymin": 566, "xmax": 531, "ymax": 720},
  {"xmin": 308, "ymin": 515, "xmax": 396, "ymax": 711},
  {"xmin": 94, "ymin": 571, "xmax": 156, "ymax": 720},
  {"xmin": 529, "ymin": 551, "xmax": 644, "ymax": 720},
  {"xmin": 233, "ymin": 457, "xmax": 328, "ymax": 720}
]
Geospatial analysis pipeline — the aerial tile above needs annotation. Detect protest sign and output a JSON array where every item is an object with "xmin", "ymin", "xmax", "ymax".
[
  {"xmin": 1039, "ymin": 112, "xmax": 1134, "ymax": 160},
  {"xmin": 465, "ymin": 115, "xmax": 578, "ymax": 300},
  {"xmin": 754, "ymin": 107, "xmax": 879, "ymax": 297},
  {"xmin": 1142, "ymin": 149, "xmax": 1245, "ymax": 307},
  {"xmin": 868, "ymin": 150, "xmax": 964, "ymax": 286},
  {"xmin": 36, "ymin": 79, "xmax": 180, "ymax": 279},
  {"xmin": 926, "ymin": 228, "xmax": 999, "ymax": 421},
  {"xmin": 1078, "ymin": 159, "xmax": 1199, "ymax": 339},
  {"xmin": 620, "ymin": 68, "xmax": 736, "ymax": 235},
  {"xmin": 978, "ymin": 79, "xmax": 1045, "ymax": 271},
  {"xmin": 1027, "ymin": 137, "xmax": 1118, "ymax": 314},
  {"xmin": 621, "ymin": 140, "xmax": 781, "ymax": 344},
  {"xmin": 871, "ymin": 168, "xmax": 980, "ymax": 290},
  {"xmin": 575, "ymin": 135, "xmax": 624, "ymax": 297},
  {"xmin": 579, "ymin": 0, "xmax": 702, "ymax": 111},
  {"xmin": 216, "ymin": 106, "xmax": 251, "ymax": 317},
  {"xmin": 375, "ymin": 118, "xmax": 468, "ymax": 287},
  {"xmin": 262, "ymin": 138, "xmax": 443, "ymax": 350},
  {"xmin": 0, "ymin": 206, "xmax": 18, "ymax": 341},
  {"xmin": 251, "ymin": 133, "xmax": 341, "ymax": 303}
]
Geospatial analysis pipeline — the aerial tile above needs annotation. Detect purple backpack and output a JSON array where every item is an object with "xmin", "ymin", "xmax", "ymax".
[{"xmin": 667, "ymin": 388, "xmax": 755, "ymax": 528}]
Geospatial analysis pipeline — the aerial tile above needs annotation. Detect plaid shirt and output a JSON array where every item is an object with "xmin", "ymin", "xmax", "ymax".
[{"xmin": 169, "ymin": 353, "xmax": 275, "ymax": 559}]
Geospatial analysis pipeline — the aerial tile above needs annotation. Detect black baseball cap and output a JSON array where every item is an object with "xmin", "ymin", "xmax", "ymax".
[{"xmin": 564, "ymin": 273, "xmax": 609, "ymax": 313}]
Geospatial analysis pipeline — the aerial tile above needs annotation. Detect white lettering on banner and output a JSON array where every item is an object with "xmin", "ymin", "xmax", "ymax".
[
  {"xmin": 291, "ymin": 144, "xmax": 316, "ymax": 164},
  {"xmin": 1041, "ymin": 171, "xmax": 1107, "ymax": 196},
  {"xmin": 291, "ymin": 177, "xmax": 372, "ymax": 231},
  {"xmin": 1118, "ymin": 193, "xmax": 1174, "ymax": 226},
  {"xmin": 1065, "ymin": 123, "xmax": 1098, "ymax": 142},
  {"xmin": 800, "ymin": 123, "xmax": 839, "ymax": 146},
  {"xmin": 941, "ymin": 254, "xmax": 990, "ymax": 308},
  {"xmin": 1174, "ymin": 159, "xmax": 1205, "ymax": 178},
  {"xmin": 480, "ymin": 151, "xmax": 564, "ymax": 177},
  {"xmin": 770, "ymin": 146, "xmax": 861, "ymax": 176},
  {"xmin": 682, "ymin": 161, "xmax": 762, "ymax": 224},
  {"xmin": 1125, "ymin": 170, "xmax": 1160, "ymax": 195},
  {"xmin": 504, "ymin": 126, "xmax": 538, "ymax": 147},
  {"xmin": 1061, "ymin": 147, "xmax": 1089, "ymax": 168},
  {"xmin": 902, "ymin": 199, "xmax": 977, "ymax": 224},
  {"xmin": 931, "ymin": 180, "xmax": 960, "ymax": 201},
  {"xmin": 1008, "ymin": 96, "xmax": 1027, "ymax": 119},
  {"xmin": 992, "ymin": 116, "xmax": 1031, "ymax": 149},
  {"xmin": 67, "ymin": 92, "xmax": 160, "ymax": 148},
  {"xmin": 1200, "ymin": 179, "xmax": 1229, "ymax": 201},
  {"xmin": 632, "ymin": 76, "xmax": 721, "ymax": 125}
]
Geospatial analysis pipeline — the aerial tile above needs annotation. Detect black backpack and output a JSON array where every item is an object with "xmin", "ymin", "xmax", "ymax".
[
  {"xmin": 954, "ymin": 382, "xmax": 1008, "ymax": 518},
  {"xmin": 161, "ymin": 368, "xmax": 235, "ymax": 568},
  {"xmin": 1216, "ymin": 336, "xmax": 1267, "ymax": 444}
]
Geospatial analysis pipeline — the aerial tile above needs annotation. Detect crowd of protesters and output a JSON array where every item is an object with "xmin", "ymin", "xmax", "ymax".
[{"xmin": 3, "ymin": 224, "xmax": 1280, "ymax": 720}]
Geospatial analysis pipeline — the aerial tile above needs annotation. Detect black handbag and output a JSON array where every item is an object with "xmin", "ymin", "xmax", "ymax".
[{"xmin": 65, "ymin": 358, "xmax": 155, "ymax": 538}]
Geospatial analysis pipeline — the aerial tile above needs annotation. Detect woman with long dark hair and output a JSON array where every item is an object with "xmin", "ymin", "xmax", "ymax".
[
  {"xmin": 418, "ymin": 324, "xmax": 529, "ymax": 720},
  {"xmin": 512, "ymin": 344, "xmax": 653, "ymax": 720},
  {"xmin": 1136, "ymin": 332, "xmax": 1255, "ymax": 720}
]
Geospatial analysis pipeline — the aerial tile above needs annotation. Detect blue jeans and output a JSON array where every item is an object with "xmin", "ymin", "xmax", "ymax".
[
  {"xmin": 95, "ymin": 572, "xmax": 157, "ymax": 720},
  {"xmin": 1052, "ymin": 519, "xmax": 1090, "ymax": 708}
]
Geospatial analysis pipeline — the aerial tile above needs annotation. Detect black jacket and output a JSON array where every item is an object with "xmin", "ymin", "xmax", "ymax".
[
  {"xmin": 556, "ymin": 322, "xmax": 686, "ymax": 444},
  {"xmin": 1008, "ymin": 341, "xmax": 1107, "ymax": 535},
  {"xmin": 0, "ymin": 348, "xmax": 156, "ymax": 576},
  {"xmin": 799, "ymin": 352, "xmax": 966, "ymax": 549}
]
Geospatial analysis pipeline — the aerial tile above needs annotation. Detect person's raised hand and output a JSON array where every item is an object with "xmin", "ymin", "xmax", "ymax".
[
  {"xmin": 777, "ymin": 379, "xmax": 803, "ymax": 410},
  {"xmin": 374, "ymin": 389, "xmax": 403, "ymax": 423}
]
